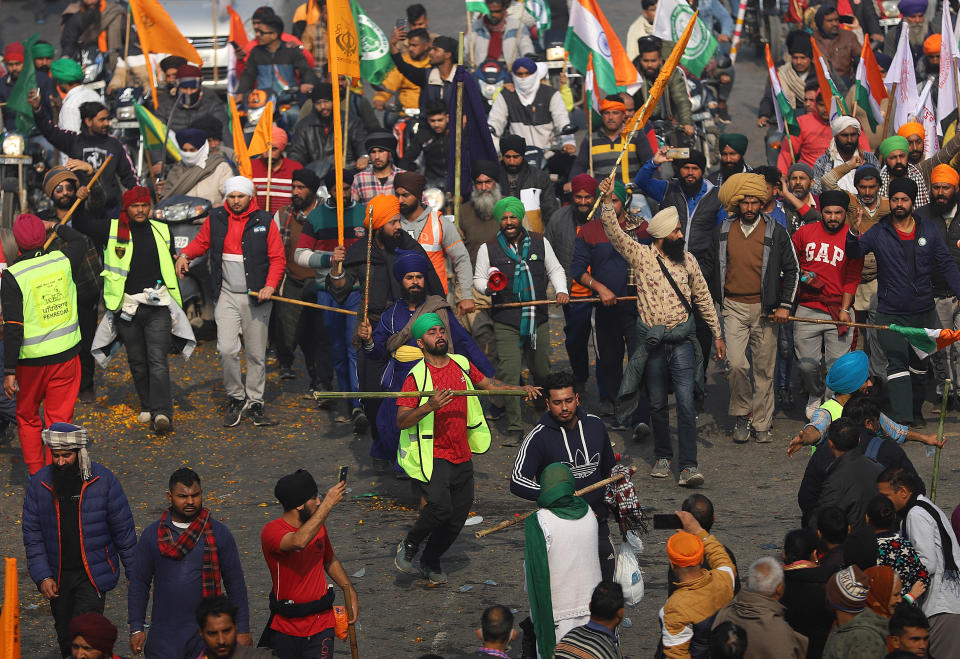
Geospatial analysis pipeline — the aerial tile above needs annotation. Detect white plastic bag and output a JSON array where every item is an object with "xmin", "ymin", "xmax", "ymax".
[{"xmin": 614, "ymin": 532, "xmax": 644, "ymax": 606}]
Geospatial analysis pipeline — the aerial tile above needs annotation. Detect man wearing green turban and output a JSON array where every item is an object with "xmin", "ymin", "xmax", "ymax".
[
  {"xmin": 524, "ymin": 463, "xmax": 600, "ymax": 658},
  {"xmin": 394, "ymin": 312, "xmax": 540, "ymax": 584},
  {"xmin": 49, "ymin": 58, "xmax": 101, "ymax": 137},
  {"xmin": 709, "ymin": 133, "xmax": 750, "ymax": 186},
  {"xmin": 877, "ymin": 134, "xmax": 935, "ymax": 206},
  {"xmin": 474, "ymin": 195, "xmax": 569, "ymax": 442},
  {"xmin": 30, "ymin": 41, "xmax": 56, "ymax": 124}
]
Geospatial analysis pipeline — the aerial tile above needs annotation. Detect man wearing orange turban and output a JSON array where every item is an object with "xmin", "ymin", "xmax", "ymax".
[
  {"xmin": 897, "ymin": 121, "xmax": 926, "ymax": 166},
  {"xmin": 928, "ymin": 164, "xmax": 960, "ymax": 402},
  {"xmin": 661, "ymin": 510, "xmax": 736, "ymax": 657},
  {"xmin": 330, "ymin": 194, "xmax": 447, "ymax": 471}
]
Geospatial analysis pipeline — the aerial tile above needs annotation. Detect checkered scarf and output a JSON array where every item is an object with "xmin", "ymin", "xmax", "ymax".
[
  {"xmin": 604, "ymin": 465, "xmax": 646, "ymax": 534},
  {"xmin": 41, "ymin": 425, "xmax": 92, "ymax": 480},
  {"xmin": 157, "ymin": 508, "xmax": 221, "ymax": 598},
  {"xmin": 497, "ymin": 230, "xmax": 537, "ymax": 349}
]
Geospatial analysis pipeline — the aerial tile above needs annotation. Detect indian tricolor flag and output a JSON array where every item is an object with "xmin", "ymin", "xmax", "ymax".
[
  {"xmin": 584, "ymin": 52, "xmax": 600, "ymax": 116},
  {"xmin": 766, "ymin": 44, "xmax": 800, "ymax": 137},
  {"xmin": 811, "ymin": 37, "xmax": 848, "ymax": 120},
  {"xmin": 891, "ymin": 325, "xmax": 960, "ymax": 359},
  {"xmin": 566, "ymin": 0, "xmax": 641, "ymax": 94},
  {"xmin": 855, "ymin": 37, "xmax": 888, "ymax": 131}
]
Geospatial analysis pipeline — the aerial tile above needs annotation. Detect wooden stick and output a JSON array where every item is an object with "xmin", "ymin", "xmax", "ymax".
[
  {"xmin": 122, "ymin": 3, "xmax": 132, "ymax": 87},
  {"xmin": 248, "ymin": 291, "xmax": 357, "ymax": 315},
  {"xmin": 266, "ymin": 139, "xmax": 273, "ymax": 212},
  {"xmin": 454, "ymin": 32, "xmax": 465, "ymax": 230},
  {"xmin": 474, "ymin": 296, "xmax": 637, "ymax": 311},
  {"xmin": 44, "ymin": 155, "xmax": 113, "ymax": 250},
  {"xmin": 879, "ymin": 82, "xmax": 897, "ymax": 142},
  {"xmin": 344, "ymin": 591, "xmax": 359, "ymax": 659},
  {"xmin": 775, "ymin": 314, "xmax": 888, "ymax": 331},
  {"xmin": 932, "ymin": 379, "xmax": 950, "ymax": 503},
  {"xmin": 475, "ymin": 472, "xmax": 628, "ymax": 538},
  {"xmin": 314, "ymin": 389, "xmax": 531, "ymax": 399}
]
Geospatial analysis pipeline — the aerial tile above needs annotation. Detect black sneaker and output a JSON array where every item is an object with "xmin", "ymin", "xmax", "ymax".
[
  {"xmin": 352, "ymin": 407, "xmax": 368, "ymax": 434},
  {"xmin": 223, "ymin": 398, "xmax": 246, "ymax": 427},
  {"xmin": 395, "ymin": 539, "xmax": 419, "ymax": 575},
  {"xmin": 279, "ymin": 366, "xmax": 296, "ymax": 380},
  {"xmin": 247, "ymin": 402, "xmax": 276, "ymax": 427}
]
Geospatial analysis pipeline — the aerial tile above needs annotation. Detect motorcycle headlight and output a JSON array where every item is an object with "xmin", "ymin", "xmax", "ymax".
[
  {"xmin": 546, "ymin": 46, "xmax": 565, "ymax": 62},
  {"xmin": 155, "ymin": 203, "xmax": 206, "ymax": 222},
  {"xmin": 2, "ymin": 134, "xmax": 25, "ymax": 156},
  {"xmin": 116, "ymin": 105, "xmax": 135, "ymax": 121}
]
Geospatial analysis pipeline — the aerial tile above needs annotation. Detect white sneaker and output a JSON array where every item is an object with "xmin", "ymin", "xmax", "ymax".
[
  {"xmin": 137, "ymin": 411, "xmax": 152, "ymax": 425},
  {"xmin": 805, "ymin": 397, "xmax": 823, "ymax": 422}
]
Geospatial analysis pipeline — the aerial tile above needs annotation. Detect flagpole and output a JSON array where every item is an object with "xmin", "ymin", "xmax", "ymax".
[
  {"xmin": 212, "ymin": 0, "xmax": 219, "ymax": 87},
  {"xmin": 586, "ymin": 52, "xmax": 594, "ymax": 177},
  {"xmin": 122, "ymin": 4, "xmax": 132, "ymax": 87},
  {"xmin": 952, "ymin": 57, "xmax": 960, "ymax": 120},
  {"xmin": 454, "ymin": 32, "xmax": 465, "ymax": 230},
  {"xmin": 879, "ymin": 82, "xmax": 897, "ymax": 140},
  {"xmin": 266, "ymin": 138, "xmax": 273, "ymax": 212},
  {"xmin": 331, "ymin": 60, "xmax": 345, "ymax": 247},
  {"xmin": 466, "ymin": 9, "xmax": 474, "ymax": 70}
]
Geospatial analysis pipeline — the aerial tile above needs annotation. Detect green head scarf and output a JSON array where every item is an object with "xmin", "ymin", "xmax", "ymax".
[
  {"xmin": 493, "ymin": 196, "xmax": 525, "ymax": 222},
  {"xmin": 719, "ymin": 133, "xmax": 748, "ymax": 155},
  {"xmin": 524, "ymin": 463, "xmax": 589, "ymax": 658},
  {"xmin": 50, "ymin": 58, "xmax": 83, "ymax": 83},
  {"xmin": 612, "ymin": 179, "xmax": 629, "ymax": 204},
  {"xmin": 411, "ymin": 313, "xmax": 443, "ymax": 340},
  {"xmin": 31, "ymin": 42, "xmax": 55, "ymax": 59},
  {"xmin": 879, "ymin": 135, "xmax": 910, "ymax": 160}
]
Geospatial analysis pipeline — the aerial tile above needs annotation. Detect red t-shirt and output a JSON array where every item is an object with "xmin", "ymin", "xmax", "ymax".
[
  {"xmin": 261, "ymin": 518, "xmax": 335, "ymax": 637},
  {"xmin": 397, "ymin": 359, "xmax": 485, "ymax": 464},
  {"xmin": 791, "ymin": 222, "xmax": 863, "ymax": 312},
  {"xmin": 896, "ymin": 226, "xmax": 915, "ymax": 241}
]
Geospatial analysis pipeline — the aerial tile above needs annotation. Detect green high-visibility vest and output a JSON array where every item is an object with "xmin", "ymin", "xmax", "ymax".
[
  {"xmin": 811, "ymin": 398, "xmax": 845, "ymax": 455},
  {"xmin": 102, "ymin": 218, "xmax": 182, "ymax": 312},
  {"xmin": 397, "ymin": 353, "xmax": 491, "ymax": 482},
  {"xmin": 6, "ymin": 252, "xmax": 81, "ymax": 359}
]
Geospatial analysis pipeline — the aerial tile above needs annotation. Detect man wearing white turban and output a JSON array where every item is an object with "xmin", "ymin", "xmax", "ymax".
[{"xmin": 812, "ymin": 116, "xmax": 880, "ymax": 195}]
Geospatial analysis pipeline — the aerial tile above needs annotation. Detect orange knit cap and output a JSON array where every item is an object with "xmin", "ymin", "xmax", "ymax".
[
  {"xmin": 897, "ymin": 121, "xmax": 925, "ymax": 140},
  {"xmin": 924, "ymin": 34, "xmax": 941, "ymax": 56},
  {"xmin": 932, "ymin": 164, "xmax": 960, "ymax": 186},
  {"xmin": 667, "ymin": 531, "xmax": 704, "ymax": 567},
  {"xmin": 365, "ymin": 194, "xmax": 401, "ymax": 230}
]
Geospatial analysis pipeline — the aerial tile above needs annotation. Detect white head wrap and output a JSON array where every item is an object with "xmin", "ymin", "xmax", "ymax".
[
  {"xmin": 179, "ymin": 140, "xmax": 210, "ymax": 169},
  {"xmin": 647, "ymin": 206, "xmax": 680, "ymax": 239},
  {"xmin": 42, "ymin": 423, "xmax": 92, "ymax": 480},
  {"xmin": 830, "ymin": 115, "xmax": 862, "ymax": 135},
  {"xmin": 224, "ymin": 176, "xmax": 255, "ymax": 198}
]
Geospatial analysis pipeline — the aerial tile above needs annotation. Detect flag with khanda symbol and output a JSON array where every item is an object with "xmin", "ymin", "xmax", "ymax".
[{"xmin": 327, "ymin": 0, "xmax": 361, "ymax": 80}]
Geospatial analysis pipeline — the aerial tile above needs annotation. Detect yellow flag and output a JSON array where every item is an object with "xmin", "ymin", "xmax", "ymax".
[
  {"xmin": 229, "ymin": 96, "xmax": 252, "ymax": 179},
  {"xmin": 326, "ymin": 0, "xmax": 361, "ymax": 80},
  {"xmin": 247, "ymin": 102, "xmax": 276, "ymax": 156},
  {"xmin": 130, "ymin": 0, "xmax": 202, "ymax": 109},
  {"xmin": 0, "ymin": 558, "xmax": 20, "ymax": 658}
]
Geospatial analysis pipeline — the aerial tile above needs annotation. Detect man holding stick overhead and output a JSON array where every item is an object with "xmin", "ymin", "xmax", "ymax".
[
  {"xmin": 596, "ymin": 178, "xmax": 723, "ymax": 487},
  {"xmin": 394, "ymin": 312, "xmax": 540, "ymax": 584}
]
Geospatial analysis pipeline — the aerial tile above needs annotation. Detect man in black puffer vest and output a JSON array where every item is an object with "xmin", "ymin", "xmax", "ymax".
[
  {"xmin": 473, "ymin": 196, "xmax": 569, "ymax": 444},
  {"xmin": 176, "ymin": 177, "xmax": 286, "ymax": 428}
]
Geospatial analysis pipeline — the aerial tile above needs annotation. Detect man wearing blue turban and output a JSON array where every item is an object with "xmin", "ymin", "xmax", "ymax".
[{"xmin": 357, "ymin": 250, "xmax": 494, "ymax": 474}]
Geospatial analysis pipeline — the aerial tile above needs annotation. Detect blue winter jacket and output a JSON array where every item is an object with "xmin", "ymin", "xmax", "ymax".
[
  {"xmin": 845, "ymin": 212, "xmax": 960, "ymax": 315},
  {"xmin": 22, "ymin": 461, "xmax": 137, "ymax": 593}
]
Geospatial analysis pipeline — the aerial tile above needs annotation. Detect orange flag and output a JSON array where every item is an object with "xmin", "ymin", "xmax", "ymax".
[
  {"xmin": 229, "ymin": 95, "xmax": 252, "ymax": 179},
  {"xmin": 327, "ymin": 0, "xmax": 361, "ymax": 244},
  {"xmin": 130, "ymin": 0, "xmax": 202, "ymax": 110},
  {"xmin": 247, "ymin": 102, "xmax": 275, "ymax": 156},
  {"xmin": 0, "ymin": 558, "xmax": 20, "ymax": 658},
  {"xmin": 226, "ymin": 4, "xmax": 247, "ymax": 44}
]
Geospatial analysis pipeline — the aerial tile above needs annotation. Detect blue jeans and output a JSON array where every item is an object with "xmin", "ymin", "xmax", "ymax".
[
  {"xmin": 317, "ymin": 290, "xmax": 360, "ymax": 409},
  {"xmin": 646, "ymin": 340, "xmax": 698, "ymax": 469},
  {"xmin": 775, "ymin": 321, "xmax": 794, "ymax": 391}
]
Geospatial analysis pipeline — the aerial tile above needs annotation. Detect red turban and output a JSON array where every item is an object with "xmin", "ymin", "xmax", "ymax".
[
  {"xmin": 3, "ymin": 43, "xmax": 24, "ymax": 64},
  {"xmin": 69, "ymin": 612, "xmax": 117, "ymax": 656},
  {"xmin": 119, "ymin": 186, "xmax": 152, "ymax": 241},
  {"xmin": 13, "ymin": 213, "xmax": 46, "ymax": 251},
  {"xmin": 366, "ymin": 194, "xmax": 401, "ymax": 230},
  {"xmin": 570, "ymin": 174, "xmax": 598, "ymax": 196}
]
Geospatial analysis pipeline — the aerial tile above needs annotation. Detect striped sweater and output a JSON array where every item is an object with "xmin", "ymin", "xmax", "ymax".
[
  {"xmin": 251, "ymin": 157, "xmax": 303, "ymax": 214},
  {"xmin": 554, "ymin": 622, "xmax": 623, "ymax": 659}
]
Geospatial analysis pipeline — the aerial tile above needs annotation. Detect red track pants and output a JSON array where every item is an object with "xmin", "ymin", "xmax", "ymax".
[{"xmin": 16, "ymin": 355, "xmax": 81, "ymax": 474}]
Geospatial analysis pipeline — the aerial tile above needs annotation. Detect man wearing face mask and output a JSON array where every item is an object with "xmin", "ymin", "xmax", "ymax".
[
  {"xmin": 487, "ymin": 57, "xmax": 575, "ymax": 154},
  {"xmin": 159, "ymin": 129, "xmax": 234, "ymax": 205},
  {"xmin": 702, "ymin": 173, "xmax": 798, "ymax": 444},
  {"xmin": 813, "ymin": 117, "xmax": 880, "ymax": 195},
  {"xmin": 926, "ymin": 165, "xmax": 960, "ymax": 407},
  {"xmin": 498, "ymin": 134, "xmax": 559, "ymax": 232},
  {"xmin": 847, "ymin": 177, "xmax": 960, "ymax": 425},
  {"xmin": 707, "ymin": 134, "xmax": 751, "ymax": 187},
  {"xmin": 791, "ymin": 190, "xmax": 864, "ymax": 420},
  {"xmin": 155, "ymin": 64, "xmax": 230, "ymax": 137}
]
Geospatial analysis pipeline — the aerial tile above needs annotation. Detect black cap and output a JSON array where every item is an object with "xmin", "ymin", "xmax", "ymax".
[{"xmin": 274, "ymin": 469, "xmax": 318, "ymax": 510}]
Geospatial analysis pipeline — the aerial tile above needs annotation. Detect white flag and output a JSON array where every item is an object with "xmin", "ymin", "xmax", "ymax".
[
  {"xmin": 918, "ymin": 79, "xmax": 940, "ymax": 158},
  {"xmin": 939, "ymin": 0, "xmax": 960, "ymax": 135},
  {"xmin": 885, "ymin": 24, "xmax": 920, "ymax": 132}
]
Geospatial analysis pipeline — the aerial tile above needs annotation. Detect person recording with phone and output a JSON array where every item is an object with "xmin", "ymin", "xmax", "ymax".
[{"xmin": 261, "ymin": 469, "xmax": 357, "ymax": 658}]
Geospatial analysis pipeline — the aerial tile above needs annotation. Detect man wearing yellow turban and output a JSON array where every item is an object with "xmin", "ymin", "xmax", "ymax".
[{"xmin": 703, "ymin": 173, "xmax": 799, "ymax": 444}]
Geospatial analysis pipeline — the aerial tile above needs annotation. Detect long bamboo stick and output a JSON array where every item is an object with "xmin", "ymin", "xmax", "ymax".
[
  {"xmin": 44, "ymin": 155, "xmax": 113, "ymax": 250},
  {"xmin": 774, "ymin": 314, "xmax": 888, "ymax": 331},
  {"xmin": 475, "ymin": 472, "xmax": 628, "ymax": 538},
  {"xmin": 313, "ymin": 389, "xmax": 531, "ymax": 400},
  {"xmin": 475, "ymin": 296, "xmax": 636, "ymax": 311},
  {"xmin": 932, "ymin": 379, "xmax": 950, "ymax": 502},
  {"xmin": 247, "ymin": 291, "xmax": 358, "ymax": 316}
]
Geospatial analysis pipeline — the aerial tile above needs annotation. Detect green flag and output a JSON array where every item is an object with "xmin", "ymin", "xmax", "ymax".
[
  {"xmin": 7, "ymin": 34, "xmax": 40, "ymax": 135},
  {"xmin": 652, "ymin": 0, "xmax": 718, "ymax": 77},
  {"xmin": 351, "ymin": 0, "xmax": 394, "ymax": 85},
  {"xmin": 525, "ymin": 0, "xmax": 551, "ymax": 34},
  {"xmin": 466, "ymin": 0, "xmax": 491, "ymax": 15}
]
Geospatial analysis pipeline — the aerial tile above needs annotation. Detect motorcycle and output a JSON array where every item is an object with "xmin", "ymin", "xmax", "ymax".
[
  {"xmin": 153, "ymin": 195, "xmax": 215, "ymax": 335},
  {"xmin": 684, "ymin": 69, "xmax": 722, "ymax": 171},
  {"xmin": 0, "ymin": 134, "xmax": 49, "ymax": 227},
  {"xmin": 542, "ymin": 28, "xmax": 582, "ymax": 104},
  {"xmin": 742, "ymin": 0, "xmax": 784, "ymax": 63}
]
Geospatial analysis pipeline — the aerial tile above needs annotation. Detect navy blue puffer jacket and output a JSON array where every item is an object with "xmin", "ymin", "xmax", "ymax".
[{"xmin": 22, "ymin": 462, "xmax": 137, "ymax": 592}]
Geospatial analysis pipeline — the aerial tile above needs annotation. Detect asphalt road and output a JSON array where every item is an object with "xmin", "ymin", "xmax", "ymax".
[{"xmin": 0, "ymin": 2, "xmax": 957, "ymax": 658}]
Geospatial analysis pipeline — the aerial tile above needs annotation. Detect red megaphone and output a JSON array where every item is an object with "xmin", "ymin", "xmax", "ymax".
[{"xmin": 488, "ymin": 267, "xmax": 507, "ymax": 292}]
